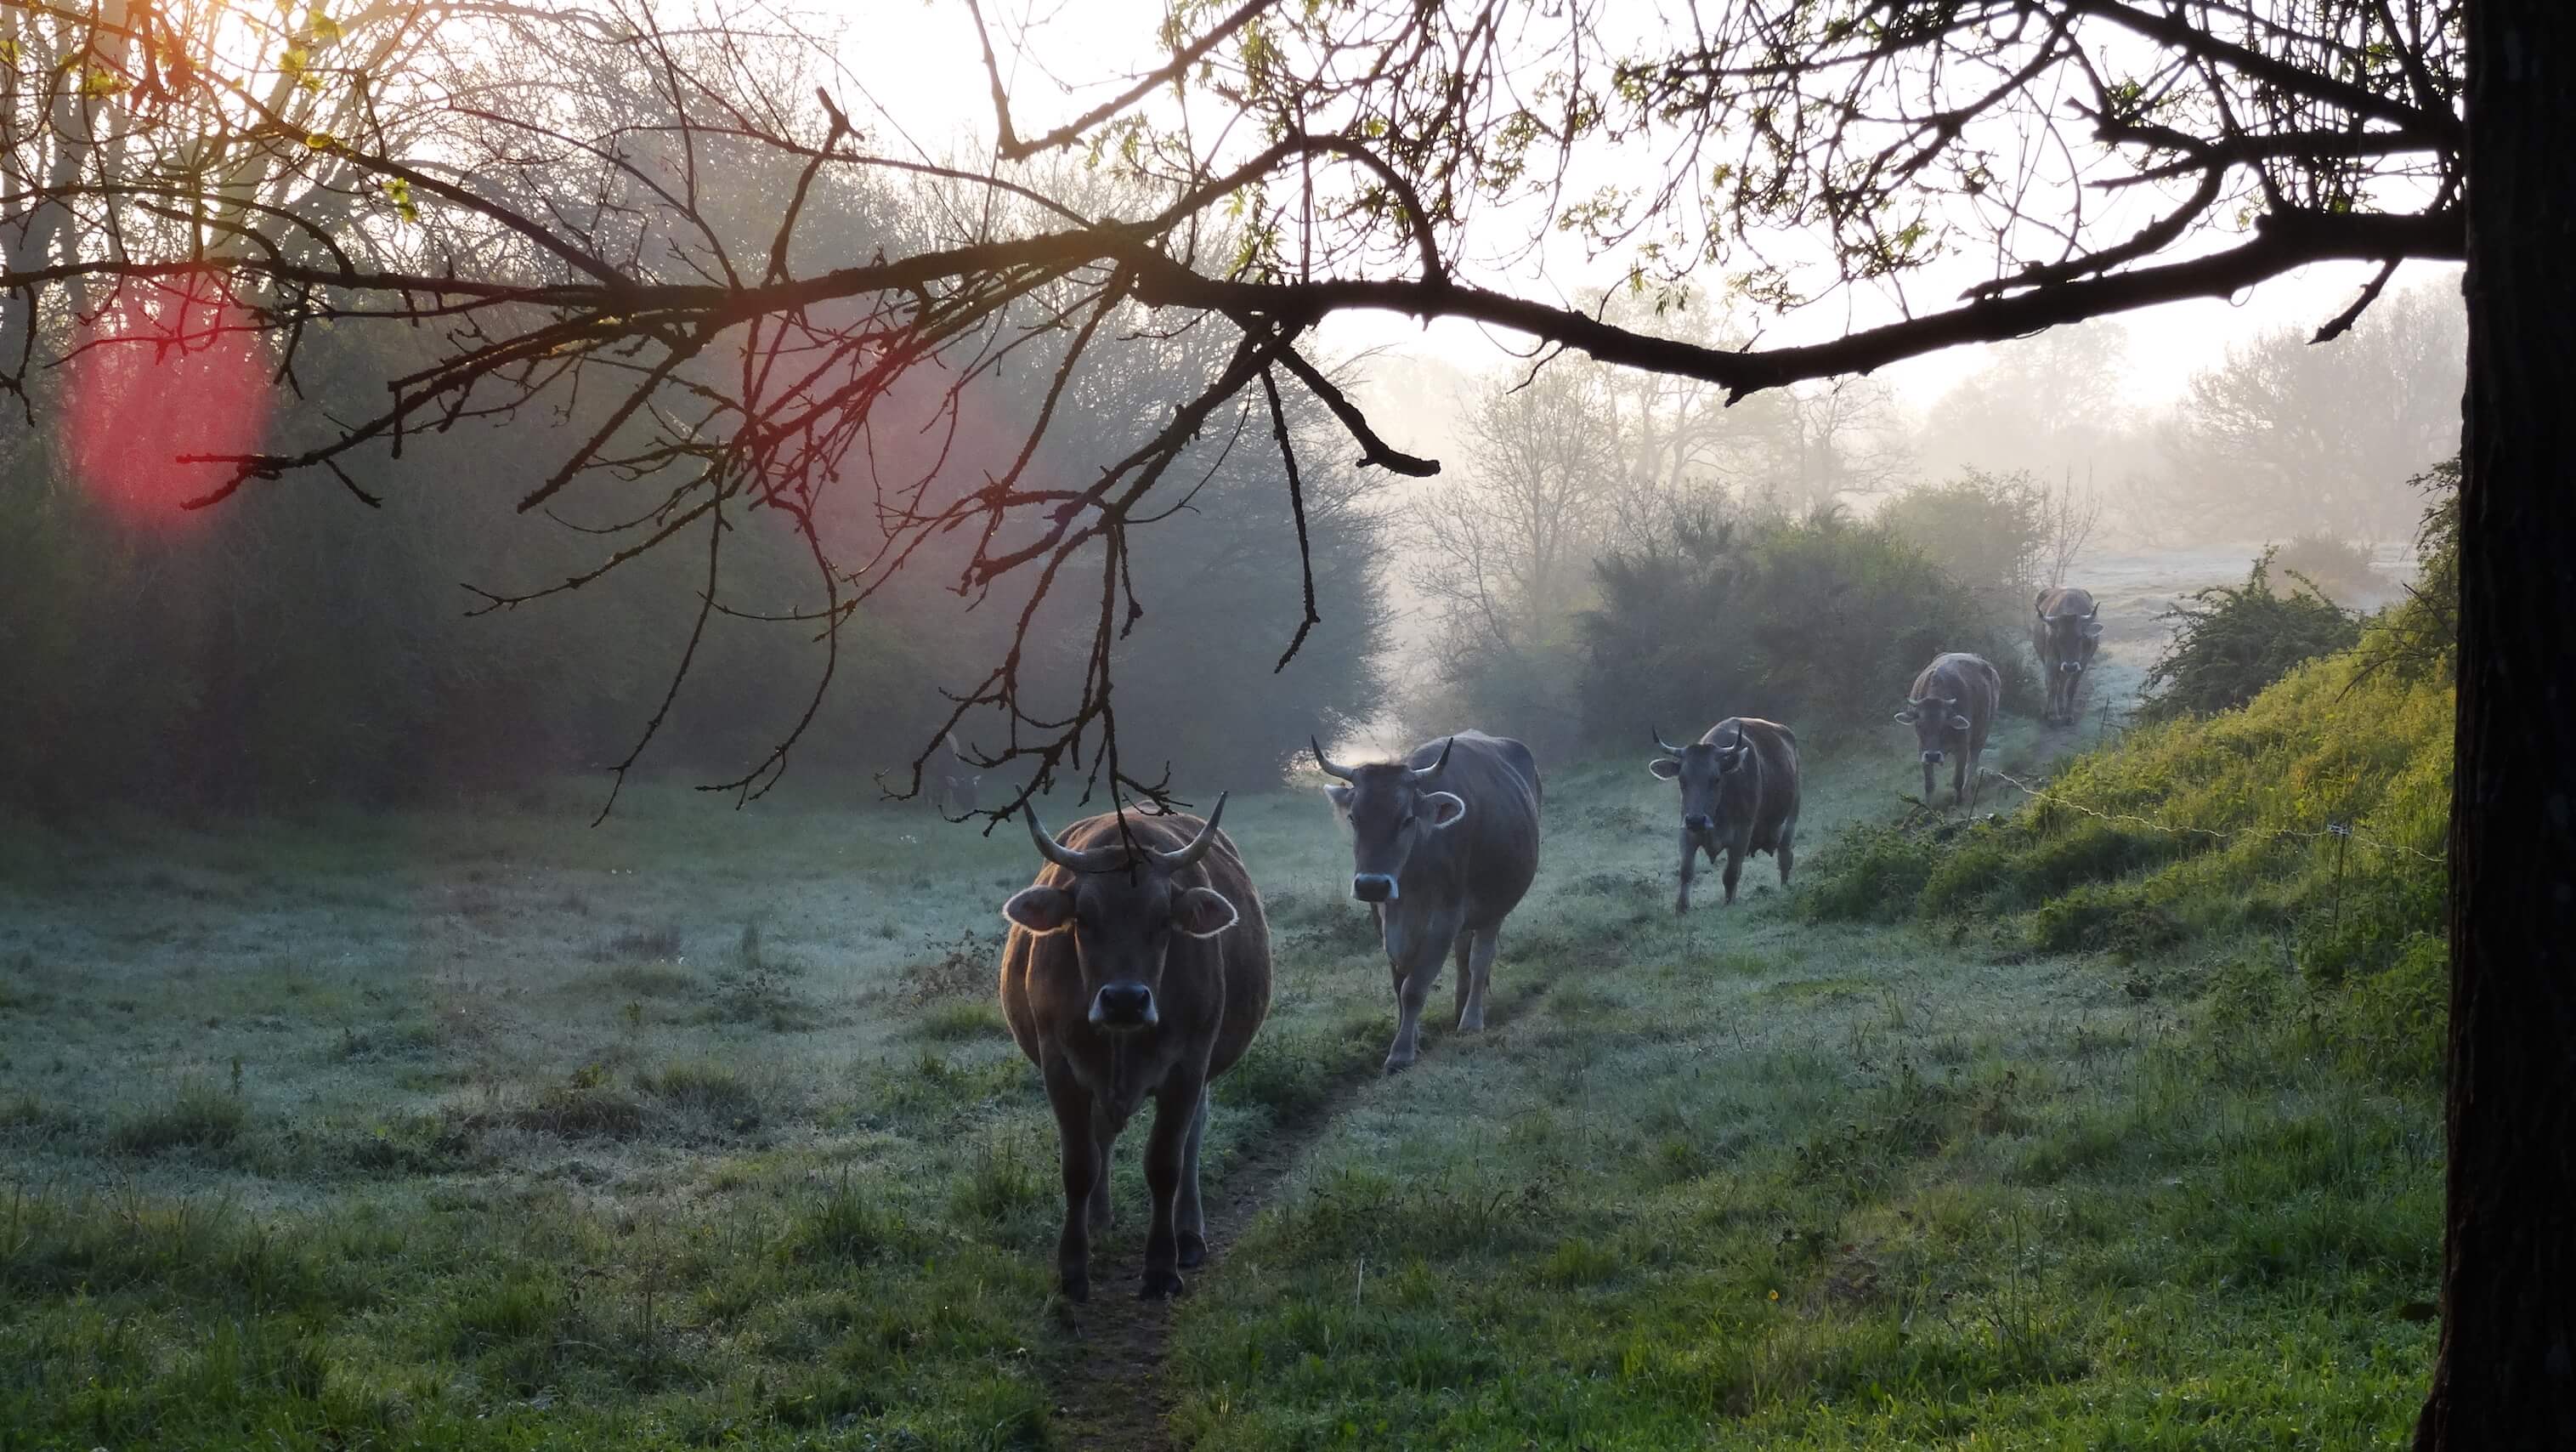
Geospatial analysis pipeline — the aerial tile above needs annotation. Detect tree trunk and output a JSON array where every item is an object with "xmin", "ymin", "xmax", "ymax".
[{"xmin": 2415, "ymin": 2, "xmax": 2576, "ymax": 1445}]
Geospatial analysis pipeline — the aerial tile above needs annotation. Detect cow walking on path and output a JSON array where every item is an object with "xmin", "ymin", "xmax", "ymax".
[
  {"xmin": 996, "ymin": 798, "xmax": 1271, "ymax": 1301},
  {"xmin": 1897, "ymin": 653, "xmax": 2002, "ymax": 807},
  {"xmin": 2032, "ymin": 587, "xmax": 2103, "ymax": 725},
  {"xmin": 1315, "ymin": 731, "xmax": 1541, "ymax": 1074},
  {"xmin": 1649, "ymin": 718, "xmax": 1801, "ymax": 913}
]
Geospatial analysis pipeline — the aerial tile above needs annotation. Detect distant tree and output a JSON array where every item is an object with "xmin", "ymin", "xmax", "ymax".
[{"xmin": 2160, "ymin": 283, "xmax": 2464, "ymax": 542}]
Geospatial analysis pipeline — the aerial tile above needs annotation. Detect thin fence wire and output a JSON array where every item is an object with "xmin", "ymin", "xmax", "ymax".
[{"xmin": 1979, "ymin": 768, "xmax": 2448, "ymax": 865}]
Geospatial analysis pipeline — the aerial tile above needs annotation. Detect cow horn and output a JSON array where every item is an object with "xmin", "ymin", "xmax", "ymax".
[
  {"xmin": 1024, "ymin": 804, "xmax": 1121, "ymax": 874},
  {"xmin": 2086, "ymin": 602, "xmax": 2099, "ymax": 620},
  {"xmin": 1150, "ymin": 793, "xmax": 1228, "ymax": 870},
  {"xmin": 946, "ymin": 731, "xmax": 969, "ymax": 762},
  {"xmin": 1311, "ymin": 735, "xmax": 1356, "ymax": 780},
  {"xmin": 1413, "ymin": 736, "xmax": 1457, "ymax": 781},
  {"xmin": 1652, "ymin": 725, "xmax": 1685, "ymax": 753}
]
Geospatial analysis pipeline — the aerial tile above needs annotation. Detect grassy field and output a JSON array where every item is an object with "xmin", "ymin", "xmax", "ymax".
[{"xmin": 0, "ymin": 696, "xmax": 2437, "ymax": 1449}]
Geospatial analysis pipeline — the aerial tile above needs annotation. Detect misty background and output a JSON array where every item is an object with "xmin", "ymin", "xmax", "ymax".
[{"xmin": 0, "ymin": 215, "xmax": 2462, "ymax": 820}]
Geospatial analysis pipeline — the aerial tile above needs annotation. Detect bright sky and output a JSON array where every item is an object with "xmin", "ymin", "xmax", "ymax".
[{"xmin": 830, "ymin": 0, "xmax": 2462, "ymax": 411}]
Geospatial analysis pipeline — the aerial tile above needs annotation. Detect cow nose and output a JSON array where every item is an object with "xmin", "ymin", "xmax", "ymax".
[
  {"xmin": 1922, "ymin": 750, "xmax": 1945, "ymax": 764},
  {"xmin": 2061, "ymin": 661, "xmax": 2082, "ymax": 673},
  {"xmin": 1090, "ymin": 982, "xmax": 1155, "ymax": 1030},
  {"xmin": 1684, "ymin": 814, "xmax": 1715, "ymax": 832},
  {"xmin": 1350, "ymin": 873, "xmax": 1397, "ymax": 905}
]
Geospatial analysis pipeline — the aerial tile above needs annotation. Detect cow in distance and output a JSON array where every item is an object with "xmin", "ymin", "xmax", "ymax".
[
  {"xmin": 1648, "ymin": 717, "xmax": 1801, "ymax": 913},
  {"xmin": 2032, "ymin": 587, "xmax": 2103, "ymax": 725},
  {"xmin": 1896, "ymin": 652, "xmax": 2001, "ymax": 807},
  {"xmin": 1314, "ymin": 731, "xmax": 1541, "ymax": 1074}
]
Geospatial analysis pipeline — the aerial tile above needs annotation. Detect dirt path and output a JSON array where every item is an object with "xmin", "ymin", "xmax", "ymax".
[{"xmin": 1041, "ymin": 979, "xmax": 1555, "ymax": 1449}]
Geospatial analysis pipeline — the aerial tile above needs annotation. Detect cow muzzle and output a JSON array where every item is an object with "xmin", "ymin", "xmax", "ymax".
[
  {"xmin": 2059, "ymin": 661, "xmax": 2083, "ymax": 674},
  {"xmin": 1921, "ymin": 750, "xmax": 1945, "ymax": 765},
  {"xmin": 1089, "ymin": 982, "xmax": 1157, "ymax": 1031},
  {"xmin": 1684, "ymin": 814, "xmax": 1716, "ymax": 833},
  {"xmin": 1350, "ymin": 873, "xmax": 1398, "ymax": 905}
]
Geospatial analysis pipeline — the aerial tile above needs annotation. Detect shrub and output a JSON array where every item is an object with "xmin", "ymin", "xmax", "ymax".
[
  {"xmin": 1877, "ymin": 469, "xmax": 2047, "ymax": 624},
  {"xmin": 2268, "ymin": 531, "xmax": 2383, "ymax": 605},
  {"xmin": 1582, "ymin": 507, "xmax": 2035, "ymax": 746},
  {"xmin": 2139, "ymin": 552, "xmax": 2360, "ymax": 721}
]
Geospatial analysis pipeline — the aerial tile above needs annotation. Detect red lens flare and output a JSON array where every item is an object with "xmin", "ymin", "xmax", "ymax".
[{"xmin": 60, "ymin": 270, "xmax": 269, "ymax": 527}]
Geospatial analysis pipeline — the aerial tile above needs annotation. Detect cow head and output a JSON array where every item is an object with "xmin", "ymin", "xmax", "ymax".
[
  {"xmin": 1313, "ymin": 736, "xmax": 1466, "ymax": 904},
  {"xmin": 999, "ymin": 797, "xmax": 1240, "ymax": 1034},
  {"xmin": 1646, "ymin": 725, "xmax": 1752, "ymax": 838},
  {"xmin": 1894, "ymin": 695, "xmax": 1972, "ymax": 799},
  {"xmin": 2035, "ymin": 596, "xmax": 2104, "ymax": 675}
]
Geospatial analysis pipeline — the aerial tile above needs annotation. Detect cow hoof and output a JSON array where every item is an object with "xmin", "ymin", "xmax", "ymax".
[
  {"xmin": 1061, "ymin": 1272, "xmax": 1090, "ymax": 1304},
  {"xmin": 1382, "ymin": 1053, "xmax": 1415, "ymax": 1075},
  {"xmin": 1178, "ymin": 1234, "xmax": 1209, "ymax": 1268},
  {"xmin": 1140, "ymin": 1268, "xmax": 1186, "ymax": 1300},
  {"xmin": 1673, "ymin": 899, "xmax": 1690, "ymax": 916}
]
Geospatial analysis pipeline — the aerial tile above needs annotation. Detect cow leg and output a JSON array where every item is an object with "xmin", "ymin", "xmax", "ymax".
[
  {"xmin": 1953, "ymin": 753, "xmax": 1969, "ymax": 806},
  {"xmin": 1175, "ymin": 1085, "xmax": 1210, "ymax": 1268},
  {"xmin": 1045, "ymin": 1066, "xmax": 1099, "ymax": 1302},
  {"xmin": 1720, "ymin": 846, "xmax": 1745, "ymax": 906},
  {"xmin": 1138, "ymin": 1076, "xmax": 1203, "ymax": 1299},
  {"xmin": 1086, "ymin": 1101, "xmax": 1118, "ymax": 1234},
  {"xmin": 1386, "ymin": 961, "xmax": 1433, "ymax": 1072},
  {"xmin": 1674, "ymin": 831, "xmax": 1698, "ymax": 914},
  {"xmin": 1458, "ymin": 929, "xmax": 1497, "ymax": 1032},
  {"xmin": 1777, "ymin": 822, "xmax": 1797, "ymax": 888},
  {"xmin": 1452, "ymin": 928, "xmax": 1475, "ymax": 1026}
]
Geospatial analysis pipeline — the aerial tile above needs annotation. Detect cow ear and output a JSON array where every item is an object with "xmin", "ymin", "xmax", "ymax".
[
  {"xmin": 1647, "ymin": 757, "xmax": 1682, "ymax": 780},
  {"xmin": 1894, "ymin": 708, "xmax": 1920, "ymax": 725},
  {"xmin": 1948, "ymin": 713, "xmax": 1973, "ymax": 732},
  {"xmin": 1323, "ymin": 783, "xmax": 1354, "ymax": 814},
  {"xmin": 1002, "ymin": 885, "xmax": 1075, "ymax": 935},
  {"xmin": 1422, "ymin": 791, "xmax": 1467, "ymax": 830},
  {"xmin": 1171, "ymin": 887, "xmax": 1239, "ymax": 939}
]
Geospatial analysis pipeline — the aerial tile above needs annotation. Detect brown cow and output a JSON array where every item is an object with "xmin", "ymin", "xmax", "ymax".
[
  {"xmin": 2031, "ymin": 587, "xmax": 2103, "ymax": 725},
  {"xmin": 1314, "ymin": 730, "xmax": 1541, "ymax": 1073},
  {"xmin": 1895, "ymin": 652, "xmax": 2001, "ymax": 807},
  {"xmin": 1648, "ymin": 717, "xmax": 1800, "ymax": 913},
  {"xmin": 995, "ymin": 798, "xmax": 1271, "ymax": 1301}
]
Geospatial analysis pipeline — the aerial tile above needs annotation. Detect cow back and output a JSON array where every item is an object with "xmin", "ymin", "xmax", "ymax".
[
  {"xmin": 996, "ymin": 810, "xmax": 1273, "ymax": 1084},
  {"xmin": 1404, "ymin": 730, "xmax": 1542, "ymax": 930}
]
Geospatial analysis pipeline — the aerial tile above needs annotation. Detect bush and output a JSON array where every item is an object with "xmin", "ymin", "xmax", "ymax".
[
  {"xmin": 2352, "ymin": 457, "xmax": 2460, "ymax": 687},
  {"xmin": 1877, "ymin": 469, "xmax": 2047, "ymax": 624},
  {"xmin": 2139, "ymin": 552, "xmax": 2360, "ymax": 721},
  {"xmin": 2268, "ymin": 530, "xmax": 2383, "ymax": 604},
  {"xmin": 1581, "ymin": 507, "xmax": 2035, "ymax": 746}
]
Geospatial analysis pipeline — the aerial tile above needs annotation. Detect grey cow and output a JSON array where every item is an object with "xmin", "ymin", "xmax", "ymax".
[
  {"xmin": 2031, "ymin": 587, "xmax": 2103, "ymax": 725},
  {"xmin": 1648, "ymin": 717, "xmax": 1801, "ymax": 913},
  {"xmin": 1314, "ymin": 731, "xmax": 1541, "ymax": 1074},
  {"xmin": 1896, "ymin": 652, "xmax": 2001, "ymax": 807}
]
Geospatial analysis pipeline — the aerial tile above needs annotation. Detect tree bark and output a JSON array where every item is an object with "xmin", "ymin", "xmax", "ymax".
[{"xmin": 2415, "ymin": 3, "xmax": 2576, "ymax": 1445}]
